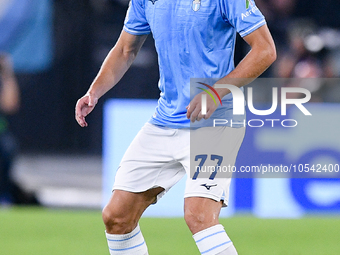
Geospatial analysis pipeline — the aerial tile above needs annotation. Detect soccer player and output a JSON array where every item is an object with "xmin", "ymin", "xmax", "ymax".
[
  {"xmin": 75, "ymin": 0, "xmax": 276, "ymax": 254},
  {"xmin": 0, "ymin": 53, "xmax": 20, "ymax": 206}
]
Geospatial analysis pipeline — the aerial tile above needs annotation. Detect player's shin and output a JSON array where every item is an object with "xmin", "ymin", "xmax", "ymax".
[
  {"xmin": 105, "ymin": 224, "xmax": 148, "ymax": 255},
  {"xmin": 193, "ymin": 224, "xmax": 238, "ymax": 255}
]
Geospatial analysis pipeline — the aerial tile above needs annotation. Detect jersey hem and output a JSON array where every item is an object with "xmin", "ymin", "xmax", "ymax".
[
  {"xmin": 239, "ymin": 19, "xmax": 266, "ymax": 37},
  {"xmin": 123, "ymin": 26, "xmax": 151, "ymax": 36}
]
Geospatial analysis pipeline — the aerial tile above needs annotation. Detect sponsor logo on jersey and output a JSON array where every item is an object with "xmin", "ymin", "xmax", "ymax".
[
  {"xmin": 201, "ymin": 183, "xmax": 217, "ymax": 190},
  {"xmin": 246, "ymin": 0, "xmax": 253, "ymax": 9},
  {"xmin": 242, "ymin": 0, "xmax": 259, "ymax": 20},
  {"xmin": 192, "ymin": 0, "xmax": 201, "ymax": 12}
]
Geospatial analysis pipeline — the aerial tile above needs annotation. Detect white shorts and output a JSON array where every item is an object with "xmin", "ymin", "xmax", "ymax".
[{"xmin": 113, "ymin": 123, "xmax": 245, "ymax": 206}]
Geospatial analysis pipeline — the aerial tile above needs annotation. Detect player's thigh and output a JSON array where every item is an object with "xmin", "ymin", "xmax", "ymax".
[{"xmin": 103, "ymin": 187, "xmax": 164, "ymax": 225}]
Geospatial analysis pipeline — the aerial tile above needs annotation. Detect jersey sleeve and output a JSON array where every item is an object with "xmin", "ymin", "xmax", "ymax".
[
  {"xmin": 123, "ymin": 0, "xmax": 151, "ymax": 35},
  {"xmin": 220, "ymin": 0, "xmax": 266, "ymax": 38}
]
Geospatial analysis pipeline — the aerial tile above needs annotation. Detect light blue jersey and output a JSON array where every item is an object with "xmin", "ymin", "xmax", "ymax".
[{"xmin": 124, "ymin": 0, "xmax": 266, "ymax": 128}]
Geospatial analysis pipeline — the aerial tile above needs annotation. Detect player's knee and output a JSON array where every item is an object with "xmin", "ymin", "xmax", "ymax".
[
  {"xmin": 184, "ymin": 208, "xmax": 208, "ymax": 234},
  {"xmin": 102, "ymin": 205, "xmax": 137, "ymax": 234}
]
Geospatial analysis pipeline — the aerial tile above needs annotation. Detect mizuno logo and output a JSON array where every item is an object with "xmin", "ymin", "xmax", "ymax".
[{"xmin": 201, "ymin": 184, "xmax": 217, "ymax": 190}]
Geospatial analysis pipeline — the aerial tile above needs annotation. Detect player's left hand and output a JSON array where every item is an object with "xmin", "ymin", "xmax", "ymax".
[{"xmin": 186, "ymin": 91, "xmax": 219, "ymax": 123}]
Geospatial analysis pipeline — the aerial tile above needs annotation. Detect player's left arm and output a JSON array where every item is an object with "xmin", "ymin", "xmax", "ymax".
[
  {"xmin": 187, "ymin": 24, "xmax": 276, "ymax": 122},
  {"xmin": 217, "ymin": 24, "xmax": 276, "ymax": 86}
]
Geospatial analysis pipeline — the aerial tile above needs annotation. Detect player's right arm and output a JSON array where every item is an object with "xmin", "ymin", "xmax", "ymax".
[{"xmin": 75, "ymin": 31, "xmax": 148, "ymax": 127}]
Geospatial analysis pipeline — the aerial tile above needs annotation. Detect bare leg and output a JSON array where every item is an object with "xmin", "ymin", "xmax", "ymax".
[
  {"xmin": 184, "ymin": 197, "xmax": 222, "ymax": 235},
  {"xmin": 184, "ymin": 197, "xmax": 238, "ymax": 255},
  {"xmin": 102, "ymin": 187, "xmax": 164, "ymax": 254}
]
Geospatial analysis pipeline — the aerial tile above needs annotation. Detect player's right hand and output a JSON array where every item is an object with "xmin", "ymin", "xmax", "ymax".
[
  {"xmin": 186, "ymin": 90, "xmax": 218, "ymax": 123},
  {"xmin": 75, "ymin": 93, "xmax": 98, "ymax": 127}
]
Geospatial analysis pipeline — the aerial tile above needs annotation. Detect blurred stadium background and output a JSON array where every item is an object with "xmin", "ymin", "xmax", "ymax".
[{"xmin": 1, "ymin": 0, "xmax": 340, "ymax": 254}]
